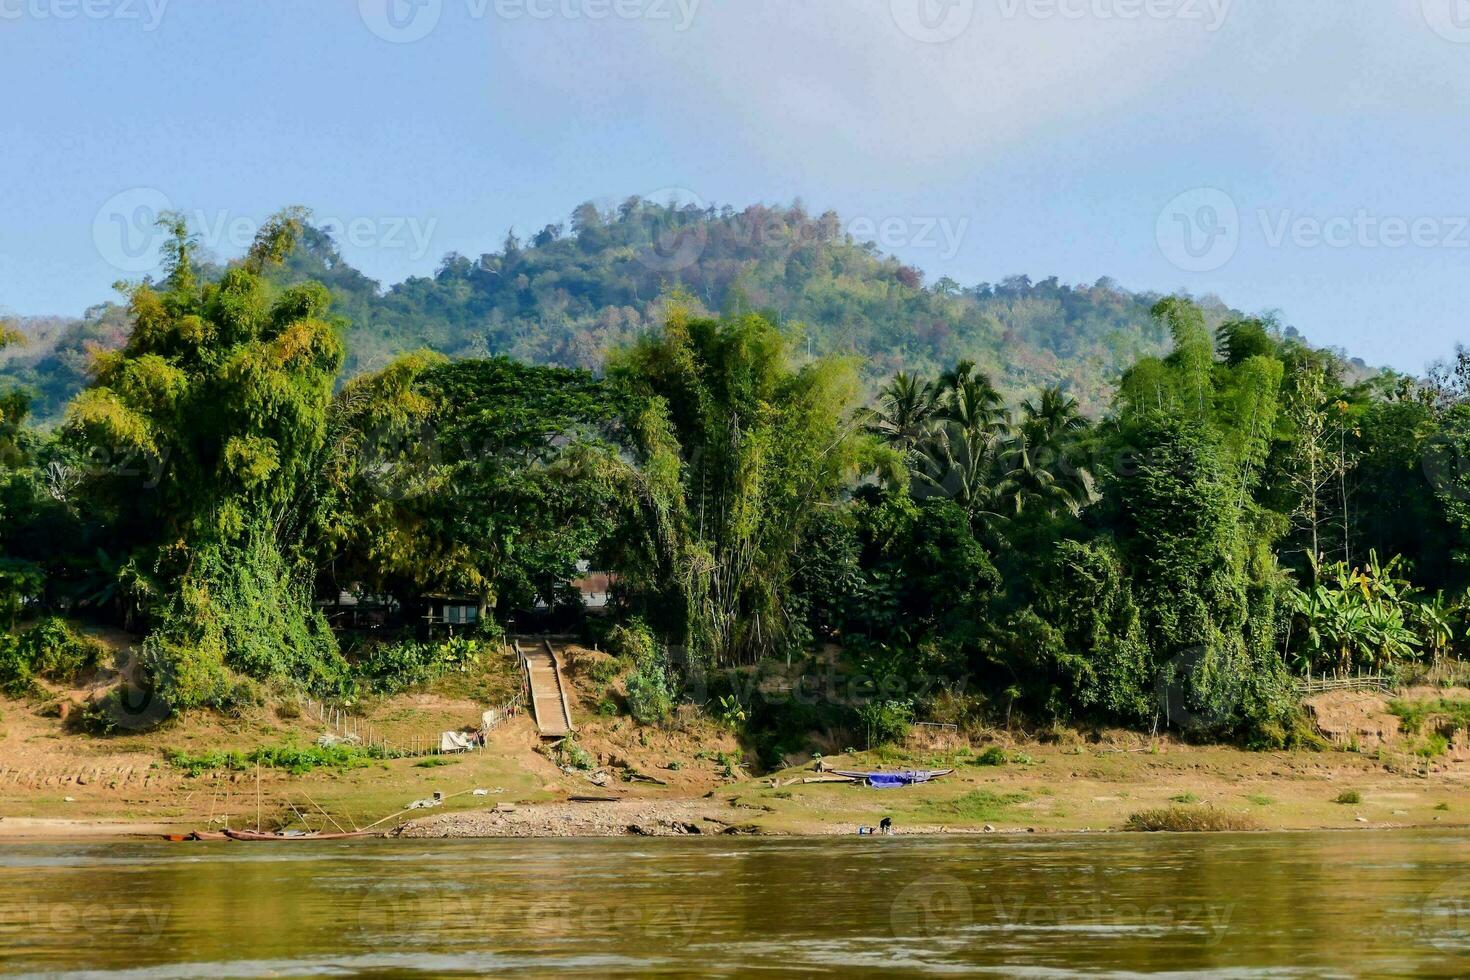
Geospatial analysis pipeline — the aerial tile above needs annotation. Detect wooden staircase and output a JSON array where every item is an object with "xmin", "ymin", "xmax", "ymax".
[{"xmin": 515, "ymin": 638, "xmax": 575, "ymax": 738}]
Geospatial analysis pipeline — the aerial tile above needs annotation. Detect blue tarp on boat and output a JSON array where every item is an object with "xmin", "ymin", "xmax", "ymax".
[{"xmin": 831, "ymin": 768, "xmax": 953, "ymax": 788}]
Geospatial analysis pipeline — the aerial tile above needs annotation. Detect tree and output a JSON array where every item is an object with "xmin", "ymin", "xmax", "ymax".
[
  {"xmin": 608, "ymin": 304, "xmax": 871, "ymax": 666},
  {"xmin": 1003, "ymin": 386, "xmax": 1096, "ymax": 518},
  {"xmin": 1280, "ymin": 362, "xmax": 1353, "ymax": 576},
  {"xmin": 336, "ymin": 355, "xmax": 626, "ymax": 619},
  {"xmin": 911, "ymin": 366, "xmax": 1011, "ymax": 528},
  {"xmin": 63, "ymin": 209, "xmax": 346, "ymax": 709},
  {"xmin": 866, "ymin": 372, "xmax": 937, "ymax": 458},
  {"xmin": 1107, "ymin": 297, "xmax": 1292, "ymax": 739}
]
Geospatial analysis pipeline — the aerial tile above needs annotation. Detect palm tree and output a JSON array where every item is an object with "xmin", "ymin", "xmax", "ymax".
[
  {"xmin": 910, "ymin": 415, "xmax": 1010, "ymax": 525},
  {"xmin": 867, "ymin": 372, "xmax": 938, "ymax": 457},
  {"xmin": 936, "ymin": 365, "xmax": 1005, "ymax": 433},
  {"xmin": 1001, "ymin": 386, "xmax": 1096, "ymax": 518},
  {"xmin": 911, "ymin": 367, "xmax": 1013, "ymax": 527}
]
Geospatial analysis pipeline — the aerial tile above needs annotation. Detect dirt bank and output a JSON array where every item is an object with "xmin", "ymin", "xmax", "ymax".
[{"xmin": 4, "ymin": 658, "xmax": 1470, "ymax": 840}]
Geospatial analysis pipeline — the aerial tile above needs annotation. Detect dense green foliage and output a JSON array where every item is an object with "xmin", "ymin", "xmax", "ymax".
[
  {"xmin": 3, "ymin": 206, "xmax": 1468, "ymax": 755},
  {"xmin": 165, "ymin": 741, "xmax": 389, "ymax": 776},
  {"xmin": 331, "ymin": 354, "xmax": 626, "ymax": 618},
  {"xmin": 0, "ymin": 617, "xmax": 104, "ymax": 696},
  {"xmin": 59, "ymin": 212, "xmax": 347, "ymax": 710},
  {"xmin": 607, "ymin": 303, "xmax": 876, "ymax": 666}
]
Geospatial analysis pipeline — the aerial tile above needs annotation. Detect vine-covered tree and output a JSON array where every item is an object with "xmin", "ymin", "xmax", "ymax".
[{"xmin": 63, "ymin": 210, "xmax": 346, "ymax": 709}]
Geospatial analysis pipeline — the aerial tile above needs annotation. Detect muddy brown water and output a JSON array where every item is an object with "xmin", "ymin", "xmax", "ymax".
[{"xmin": 0, "ymin": 830, "xmax": 1466, "ymax": 976}]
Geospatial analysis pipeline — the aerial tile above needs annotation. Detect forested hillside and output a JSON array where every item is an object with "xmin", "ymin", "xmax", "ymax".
[
  {"xmin": 1, "ymin": 210, "xmax": 1464, "ymax": 753},
  {"xmin": 1, "ymin": 199, "xmax": 1332, "ymax": 422}
]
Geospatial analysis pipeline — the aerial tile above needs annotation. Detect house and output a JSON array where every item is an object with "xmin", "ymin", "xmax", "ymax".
[
  {"xmin": 423, "ymin": 594, "xmax": 482, "ymax": 634},
  {"xmin": 317, "ymin": 587, "xmax": 400, "ymax": 630},
  {"xmin": 571, "ymin": 570, "xmax": 614, "ymax": 610}
]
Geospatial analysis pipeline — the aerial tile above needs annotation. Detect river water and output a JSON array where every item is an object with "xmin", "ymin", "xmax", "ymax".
[{"xmin": 0, "ymin": 830, "xmax": 1466, "ymax": 977}]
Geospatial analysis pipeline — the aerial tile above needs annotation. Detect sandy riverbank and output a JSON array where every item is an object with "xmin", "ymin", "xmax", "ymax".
[{"xmin": 4, "ymin": 663, "xmax": 1470, "ymax": 841}]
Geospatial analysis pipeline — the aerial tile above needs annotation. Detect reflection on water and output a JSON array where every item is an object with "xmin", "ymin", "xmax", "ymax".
[{"xmin": 0, "ymin": 831, "xmax": 1466, "ymax": 977}]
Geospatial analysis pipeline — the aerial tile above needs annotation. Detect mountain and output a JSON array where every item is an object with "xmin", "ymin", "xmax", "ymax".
[{"xmin": 2, "ymin": 199, "xmax": 1313, "ymax": 423}]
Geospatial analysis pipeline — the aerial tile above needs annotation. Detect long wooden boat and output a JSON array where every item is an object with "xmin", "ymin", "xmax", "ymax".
[
  {"xmin": 829, "ymin": 768, "xmax": 954, "ymax": 787},
  {"xmin": 222, "ymin": 828, "xmax": 379, "ymax": 841}
]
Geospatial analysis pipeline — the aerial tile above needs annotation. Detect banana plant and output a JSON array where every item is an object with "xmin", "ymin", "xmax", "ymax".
[{"xmin": 1286, "ymin": 550, "xmax": 1425, "ymax": 674}]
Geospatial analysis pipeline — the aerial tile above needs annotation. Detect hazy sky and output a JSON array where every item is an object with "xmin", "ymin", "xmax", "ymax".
[{"xmin": 3, "ymin": 0, "xmax": 1468, "ymax": 371}]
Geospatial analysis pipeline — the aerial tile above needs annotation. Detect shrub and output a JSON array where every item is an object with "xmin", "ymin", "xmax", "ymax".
[
  {"xmin": 0, "ymin": 619, "xmax": 105, "ymax": 697},
  {"xmin": 608, "ymin": 619, "xmax": 659, "ymax": 666},
  {"xmin": 1417, "ymin": 733, "xmax": 1450, "ymax": 759},
  {"xmin": 585, "ymin": 658, "xmax": 621, "ymax": 687},
  {"xmin": 1124, "ymin": 807, "xmax": 1259, "ymax": 832},
  {"xmin": 1389, "ymin": 698, "xmax": 1470, "ymax": 733},
  {"xmin": 553, "ymin": 737, "xmax": 595, "ymax": 770},
  {"xmin": 626, "ymin": 662, "xmax": 674, "ymax": 725},
  {"xmin": 1334, "ymin": 790, "xmax": 1362, "ymax": 805},
  {"xmin": 608, "ymin": 618, "xmax": 676, "ymax": 725},
  {"xmin": 352, "ymin": 637, "xmax": 483, "ymax": 695},
  {"xmin": 975, "ymin": 746, "xmax": 1009, "ymax": 766},
  {"xmin": 165, "ymin": 741, "xmax": 387, "ymax": 777},
  {"xmin": 858, "ymin": 698, "xmax": 913, "ymax": 747},
  {"xmin": 1170, "ymin": 792, "xmax": 1201, "ymax": 804}
]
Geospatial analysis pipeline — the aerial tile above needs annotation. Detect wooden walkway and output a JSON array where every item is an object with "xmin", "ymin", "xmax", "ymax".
[{"xmin": 516, "ymin": 638, "xmax": 575, "ymax": 738}]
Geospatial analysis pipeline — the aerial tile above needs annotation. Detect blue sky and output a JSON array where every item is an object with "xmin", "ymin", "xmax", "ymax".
[{"xmin": 3, "ymin": 0, "xmax": 1469, "ymax": 372}]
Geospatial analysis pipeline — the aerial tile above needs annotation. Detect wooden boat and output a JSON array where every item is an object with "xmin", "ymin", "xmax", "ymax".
[
  {"xmin": 222, "ymin": 828, "xmax": 379, "ymax": 841},
  {"xmin": 830, "ymin": 768, "xmax": 954, "ymax": 787}
]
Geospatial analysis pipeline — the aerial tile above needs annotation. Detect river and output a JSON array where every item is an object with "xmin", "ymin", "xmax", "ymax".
[{"xmin": 0, "ymin": 830, "xmax": 1466, "ymax": 977}]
